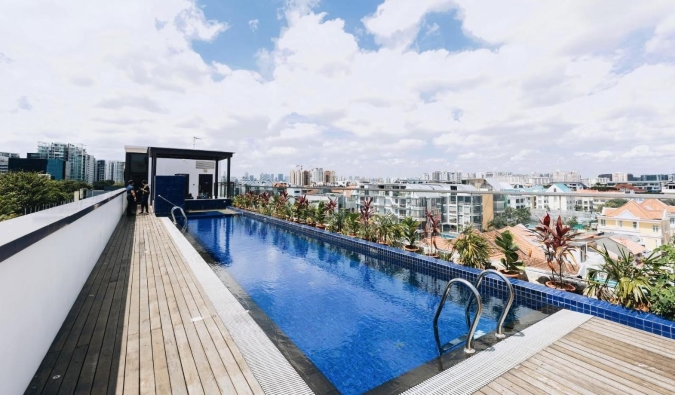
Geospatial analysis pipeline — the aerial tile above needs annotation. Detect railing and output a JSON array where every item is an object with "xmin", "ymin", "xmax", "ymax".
[
  {"xmin": 157, "ymin": 194, "xmax": 187, "ymax": 231},
  {"xmin": 465, "ymin": 269, "xmax": 515, "ymax": 339},
  {"xmin": 433, "ymin": 278, "xmax": 483, "ymax": 354}
]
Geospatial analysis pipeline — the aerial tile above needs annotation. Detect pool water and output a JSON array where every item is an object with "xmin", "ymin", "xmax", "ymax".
[{"xmin": 188, "ymin": 215, "xmax": 534, "ymax": 395}]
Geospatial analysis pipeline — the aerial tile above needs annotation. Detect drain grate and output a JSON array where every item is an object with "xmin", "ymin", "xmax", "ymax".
[
  {"xmin": 402, "ymin": 309, "xmax": 591, "ymax": 395},
  {"xmin": 162, "ymin": 219, "xmax": 314, "ymax": 395}
]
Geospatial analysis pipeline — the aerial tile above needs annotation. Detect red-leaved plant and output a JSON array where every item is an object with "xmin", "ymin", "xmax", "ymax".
[
  {"xmin": 425, "ymin": 209, "xmax": 441, "ymax": 256},
  {"xmin": 530, "ymin": 213, "xmax": 580, "ymax": 290}
]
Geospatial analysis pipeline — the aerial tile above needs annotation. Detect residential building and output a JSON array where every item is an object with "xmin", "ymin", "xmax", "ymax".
[
  {"xmin": 597, "ymin": 200, "xmax": 671, "ymax": 250},
  {"xmin": 552, "ymin": 170, "xmax": 581, "ymax": 183},
  {"xmin": 289, "ymin": 168, "xmax": 311, "ymax": 186},
  {"xmin": 0, "ymin": 152, "xmax": 19, "ymax": 173},
  {"xmin": 105, "ymin": 161, "xmax": 125, "ymax": 184},
  {"xmin": 323, "ymin": 170, "xmax": 336, "ymax": 185},
  {"xmin": 95, "ymin": 160, "xmax": 106, "ymax": 182},
  {"xmin": 353, "ymin": 183, "xmax": 482, "ymax": 231},
  {"xmin": 8, "ymin": 158, "xmax": 66, "ymax": 180},
  {"xmin": 277, "ymin": 173, "xmax": 284, "ymax": 182},
  {"xmin": 309, "ymin": 167, "xmax": 324, "ymax": 185},
  {"xmin": 33, "ymin": 142, "xmax": 95, "ymax": 182},
  {"xmin": 612, "ymin": 172, "xmax": 628, "ymax": 183},
  {"xmin": 663, "ymin": 181, "xmax": 675, "ymax": 195}
]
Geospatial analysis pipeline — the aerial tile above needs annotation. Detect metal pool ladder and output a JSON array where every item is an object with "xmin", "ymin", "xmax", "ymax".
[
  {"xmin": 433, "ymin": 269, "xmax": 515, "ymax": 354},
  {"xmin": 465, "ymin": 269, "xmax": 514, "ymax": 339},
  {"xmin": 433, "ymin": 278, "xmax": 483, "ymax": 354},
  {"xmin": 157, "ymin": 195, "xmax": 188, "ymax": 231}
]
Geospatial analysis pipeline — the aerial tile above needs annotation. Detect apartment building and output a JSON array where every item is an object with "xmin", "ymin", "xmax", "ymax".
[
  {"xmin": 32, "ymin": 142, "xmax": 96, "ymax": 182},
  {"xmin": 597, "ymin": 200, "xmax": 671, "ymax": 251},
  {"xmin": 353, "ymin": 183, "xmax": 483, "ymax": 231}
]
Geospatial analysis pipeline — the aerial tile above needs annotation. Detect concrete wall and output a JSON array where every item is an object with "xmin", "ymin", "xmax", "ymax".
[
  {"xmin": 0, "ymin": 190, "xmax": 125, "ymax": 395},
  {"xmin": 154, "ymin": 158, "xmax": 221, "ymax": 199}
]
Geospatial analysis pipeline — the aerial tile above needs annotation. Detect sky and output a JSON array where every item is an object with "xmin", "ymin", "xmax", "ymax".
[{"xmin": 1, "ymin": 0, "xmax": 675, "ymax": 178}]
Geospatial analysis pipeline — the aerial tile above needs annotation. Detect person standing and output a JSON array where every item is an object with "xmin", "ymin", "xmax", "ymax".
[
  {"xmin": 140, "ymin": 180, "xmax": 151, "ymax": 214},
  {"xmin": 126, "ymin": 180, "xmax": 136, "ymax": 216}
]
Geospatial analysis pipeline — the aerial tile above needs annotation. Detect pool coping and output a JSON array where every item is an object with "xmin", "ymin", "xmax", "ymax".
[{"xmin": 232, "ymin": 208, "xmax": 675, "ymax": 340}]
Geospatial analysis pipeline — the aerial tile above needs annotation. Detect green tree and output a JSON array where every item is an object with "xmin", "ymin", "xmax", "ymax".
[
  {"xmin": 93, "ymin": 180, "xmax": 115, "ymax": 190},
  {"xmin": 0, "ymin": 172, "xmax": 71, "ymax": 221},
  {"xmin": 487, "ymin": 207, "xmax": 532, "ymax": 229},
  {"xmin": 566, "ymin": 216, "xmax": 579, "ymax": 228},
  {"xmin": 604, "ymin": 198, "xmax": 628, "ymax": 208}
]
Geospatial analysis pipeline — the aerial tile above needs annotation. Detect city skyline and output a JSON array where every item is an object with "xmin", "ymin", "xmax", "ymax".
[{"xmin": 2, "ymin": 1, "xmax": 675, "ymax": 177}]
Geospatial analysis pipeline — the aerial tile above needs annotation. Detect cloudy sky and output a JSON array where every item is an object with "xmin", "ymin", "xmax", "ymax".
[{"xmin": 1, "ymin": 0, "xmax": 674, "ymax": 178}]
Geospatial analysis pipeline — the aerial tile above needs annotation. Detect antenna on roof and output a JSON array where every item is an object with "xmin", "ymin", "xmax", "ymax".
[{"xmin": 193, "ymin": 136, "xmax": 202, "ymax": 149}]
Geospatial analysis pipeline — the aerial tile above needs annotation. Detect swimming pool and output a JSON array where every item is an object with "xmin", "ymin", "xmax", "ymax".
[{"xmin": 188, "ymin": 215, "xmax": 539, "ymax": 394}]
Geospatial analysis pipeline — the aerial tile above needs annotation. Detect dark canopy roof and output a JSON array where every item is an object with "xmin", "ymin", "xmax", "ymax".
[{"xmin": 147, "ymin": 146, "xmax": 233, "ymax": 161}]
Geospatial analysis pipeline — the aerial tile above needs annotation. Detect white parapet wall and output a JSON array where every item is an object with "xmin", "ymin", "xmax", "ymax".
[{"xmin": 0, "ymin": 189, "xmax": 126, "ymax": 395}]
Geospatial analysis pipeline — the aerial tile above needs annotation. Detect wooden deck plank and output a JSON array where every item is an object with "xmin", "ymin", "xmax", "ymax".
[
  {"xmin": 556, "ymin": 337, "xmax": 675, "ymax": 392},
  {"xmin": 583, "ymin": 318, "xmax": 675, "ymax": 354},
  {"xmin": 565, "ymin": 329, "xmax": 675, "ymax": 381},
  {"xmin": 490, "ymin": 370, "xmax": 547, "ymax": 395},
  {"xmin": 137, "ymin": 226, "xmax": 155, "ymax": 395},
  {"xmin": 146, "ymin": 219, "xmax": 187, "ymax": 395}
]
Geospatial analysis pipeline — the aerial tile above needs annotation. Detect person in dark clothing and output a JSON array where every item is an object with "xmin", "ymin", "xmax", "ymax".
[
  {"xmin": 140, "ymin": 180, "xmax": 150, "ymax": 214},
  {"xmin": 126, "ymin": 180, "xmax": 136, "ymax": 216}
]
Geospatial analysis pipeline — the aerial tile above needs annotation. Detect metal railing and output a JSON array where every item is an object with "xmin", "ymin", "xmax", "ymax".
[
  {"xmin": 465, "ymin": 269, "xmax": 514, "ymax": 339},
  {"xmin": 157, "ymin": 195, "xmax": 187, "ymax": 231},
  {"xmin": 433, "ymin": 278, "xmax": 483, "ymax": 354}
]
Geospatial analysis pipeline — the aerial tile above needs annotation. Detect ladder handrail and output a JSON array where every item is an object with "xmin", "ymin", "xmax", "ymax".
[
  {"xmin": 157, "ymin": 194, "xmax": 188, "ymax": 231},
  {"xmin": 433, "ymin": 278, "xmax": 483, "ymax": 354},
  {"xmin": 465, "ymin": 269, "xmax": 514, "ymax": 339}
]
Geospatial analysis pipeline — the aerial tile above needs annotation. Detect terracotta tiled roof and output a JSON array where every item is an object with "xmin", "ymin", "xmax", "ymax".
[
  {"xmin": 603, "ymin": 200, "xmax": 665, "ymax": 220},
  {"xmin": 640, "ymin": 198, "xmax": 675, "ymax": 214}
]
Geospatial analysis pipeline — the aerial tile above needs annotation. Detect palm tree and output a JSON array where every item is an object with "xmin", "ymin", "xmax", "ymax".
[
  {"xmin": 585, "ymin": 246, "xmax": 651, "ymax": 310},
  {"xmin": 454, "ymin": 225, "xmax": 491, "ymax": 269}
]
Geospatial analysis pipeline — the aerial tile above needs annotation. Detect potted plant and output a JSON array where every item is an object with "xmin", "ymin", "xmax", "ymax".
[
  {"xmin": 531, "ymin": 213, "xmax": 579, "ymax": 291},
  {"xmin": 328, "ymin": 209, "xmax": 347, "ymax": 233},
  {"xmin": 345, "ymin": 212, "xmax": 361, "ymax": 236},
  {"xmin": 584, "ymin": 246, "xmax": 651, "ymax": 310},
  {"xmin": 400, "ymin": 217, "xmax": 421, "ymax": 252},
  {"xmin": 375, "ymin": 214, "xmax": 394, "ymax": 244},
  {"xmin": 454, "ymin": 225, "xmax": 491, "ymax": 269},
  {"xmin": 494, "ymin": 230, "xmax": 525, "ymax": 278},
  {"xmin": 315, "ymin": 202, "xmax": 327, "ymax": 229},
  {"xmin": 359, "ymin": 197, "xmax": 375, "ymax": 241}
]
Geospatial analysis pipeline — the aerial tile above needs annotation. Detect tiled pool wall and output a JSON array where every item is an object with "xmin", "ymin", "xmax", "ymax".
[{"xmin": 231, "ymin": 208, "xmax": 675, "ymax": 340}]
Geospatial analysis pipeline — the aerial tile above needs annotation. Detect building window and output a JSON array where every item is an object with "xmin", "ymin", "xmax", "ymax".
[
  {"xmin": 618, "ymin": 221, "xmax": 623, "ymax": 227},
  {"xmin": 671, "ymin": 218, "xmax": 674, "ymax": 226},
  {"xmin": 600, "ymin": 219, "xmax": 606, "ymax": 226},
  {"xmin": 653, "ymin": 225, "xmax": 659, "ymax": 233},
  {"xmin": 633, "ymin": 222, "xmax": 637, "ymax": 229}
]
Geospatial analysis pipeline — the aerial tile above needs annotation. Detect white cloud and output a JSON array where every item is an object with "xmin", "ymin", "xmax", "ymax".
[
  {"xmin": 1, "ymin": 0, "xmax": 675, "ymax": 178},
  {"xmin": 248, "ymin": 19, "xmax": 259, "ymax": 32}
]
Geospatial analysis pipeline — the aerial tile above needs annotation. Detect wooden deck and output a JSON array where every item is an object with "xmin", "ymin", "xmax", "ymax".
[
  {"xmin": 26, "ymin": 214, "xmax": 263, "ymax": 395},
  {"xmin": 475, "ymin": 317, "xmax": 675, "ymax": 395}
]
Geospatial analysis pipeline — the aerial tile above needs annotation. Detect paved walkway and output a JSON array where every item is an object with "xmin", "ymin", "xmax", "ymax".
[{"xmin": 26, "ymin": 214, "xmax": 263, "ymax": 395}]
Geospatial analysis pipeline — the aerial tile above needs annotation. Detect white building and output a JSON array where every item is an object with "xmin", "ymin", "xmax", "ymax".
[
  {"xmin": 613, "ymin": 172, "xmax": 628, "ymax": 182},
  {"xmin": 353, "ymin": 183, "xmax": 483, "ymax": 231},
  {"xmin": 310, "ymin": 167, "xmax": 324, "ymax": 185},
  {"xmin": 105, "ymin": 161, "xmax": 125, "ymax": 183},
  {"xmin": 552, "ymin": 170, "xmax": 581, "ymax": 183},
  {"xmin": 34, "ymin": 142, "xmax": 96, "ymax": 182}
]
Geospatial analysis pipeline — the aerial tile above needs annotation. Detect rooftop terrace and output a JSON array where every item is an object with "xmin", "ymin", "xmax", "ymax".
[{"xmin": 1, "ymin": 189, "xmax": 674, "ymax": 394}]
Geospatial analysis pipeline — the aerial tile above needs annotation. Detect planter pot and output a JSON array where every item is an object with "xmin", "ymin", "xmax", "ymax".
[
  {"xmin": 378, "ymin": 241, "xmax": 388, "ymax": 245},
  {"xmin": 316, "ymin": 224, "xmax": 326, "ymax": 230},
  {"xmin": 404, "ymin": 246, "xmax": 420, "ymax": 252},
  {"xmin": 545, "ymin": 281, "xmax": 576, "ymax": 292},
  {"xmin": 348, "ymin": 233, "xmax": 357, "ymax": 237},
  {"xmin": 499, "ymin": 269, "xmax": 521, "ymax": 279},
  {"xmin": 425, "ymin": 253, "xmax": 439, "ymax": 258}
]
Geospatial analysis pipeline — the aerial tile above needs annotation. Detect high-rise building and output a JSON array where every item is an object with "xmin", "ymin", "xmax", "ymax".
[
  {"xmin": 33, "ymin": 142, "xmax": 96, "ymax": 182},
  {"xmin": 290, "ymin": 168, "xmax": 311, "ymax": 186},
  {"xmin": 552, "ymin": 170, "xmax": 581, "ymax": 183},
  {"xmin": 323, "ymin": 170, "xmax": 336, "ymax": 185},
  {"xmin": 278, "ymin": 173, "xmax": 284, "ymax": 182},
  {"xmin": 105, "ymin": 161, "xmax": 125, "ymax": 184},
  {"xmin": 0, "ymin": 152, "xmax": 19, "ymax": 173},
  {"xmin": 310, "ymin": 167, "xmax": 324, "ymax": 185},
  {"xmin": 96, "ymin": 160, "xmax": 107, "ymax": 182}
]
